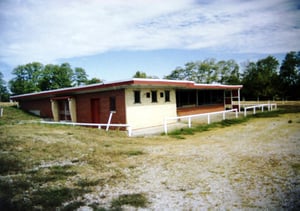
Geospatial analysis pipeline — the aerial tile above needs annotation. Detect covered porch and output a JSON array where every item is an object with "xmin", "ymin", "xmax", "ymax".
[{"xmin": 176, "ymin": 88, "xmax": 241, "ymax": 116}]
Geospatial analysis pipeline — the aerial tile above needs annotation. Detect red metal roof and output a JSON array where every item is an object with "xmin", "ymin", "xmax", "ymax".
[{"xmin": 10, "ymin": 78, "xmax": 243, "ymax": 100}]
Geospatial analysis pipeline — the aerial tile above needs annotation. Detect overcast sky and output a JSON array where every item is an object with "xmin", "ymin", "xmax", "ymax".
[{"xmin": 0, "ymin": 0, "xmax": 299, "ymax": 81}]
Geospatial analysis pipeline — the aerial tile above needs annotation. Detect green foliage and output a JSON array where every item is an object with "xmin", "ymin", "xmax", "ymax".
[
  {"xmin": 38, "ymin": 63, "xmax": 73, "ymax": 90},
  {"xmin": 9, "ymin": 62, "xmax": 43, "ymax": 95},
  {"xmin": 133, "ymin": 71, "xmax": 159, "ymax": 79},
  {"xmin": 85, "ymin": 77, "xmax": 103, "ymax": 84},
  {"xmin": 242, "ymin": 56, "xmax": 280, "ymax": 99},
  {"xmin": 0, "ymin": 71, "xmax": 10, "ymax": 101},
  {"xmin": 133, "ymin": 71, "xmax": 147, "ymax": 78},
  {"xmin": 164, "ymin": 59, "xmax": 241, "ymax": 85},
  {"xmin": 9, "ymin": 62, "xmax": 100, "ymax": 95},
  {"xmin": 74, "ymin": 67, "xmax": 88, "ymax": 86},
  {"xmin": 279, "ymin": 51, "xmax": 300, "ymax": 99}
]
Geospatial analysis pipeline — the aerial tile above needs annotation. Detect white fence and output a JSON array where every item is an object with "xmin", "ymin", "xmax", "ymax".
[
  {"xmin": 243, "ymin": 103, "xmax": 277, "ymax": 117},
  {"xmin": 40, "ymin": 120, "xmax": 132, "ymax": 136},
  {"xmin": 164, "ymin": 109, "xmax": 238, "ymax": 135}
]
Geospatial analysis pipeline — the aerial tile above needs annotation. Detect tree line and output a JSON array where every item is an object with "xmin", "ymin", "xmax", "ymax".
[
  {"xmin": 134, "ymin": 51, "xmax": 300, "ymax": 100},
  {"xmin": 0, "ymin": 51, "xmax": 299, "ymax": 101},
  {"xmin": 0, "ymin": 62, "xmax": 102, "ymax": 100}
]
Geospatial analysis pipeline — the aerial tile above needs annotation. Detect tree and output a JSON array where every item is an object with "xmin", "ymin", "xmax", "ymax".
[
  {"xmin": 0, "ymin": 71, "xmax": 10, "ymax": 101},
  {"xmin": 9, "ymin": 62, "xmax": 43, "ymax": 95},
  {"xmin": 242, "ymin": 56, "xmax": 279, "ymax": 99},
  {"xmin": 216, "ymin": 60, "xmax": 241, "ymax": 85},
  {"xmin": 85, "ymin": 77, "xmax": 103, "ymax": 85},
  {"xmin": 74, "ymin": 67, "xmax": 88, "ymax": 86},
  {"xmin": 133, "ymin": 71, "xmax": 147, "ymax": 78},
  {"xmin": 38, "ymin": 63, "xmax": 74, "ymax": 91},
  {"xmin": 38, "ymin": 64, "xmax": 58, "ymax": 91},
  {"xmin": 164, "ymin": 59, "xmax": 240, "ymax": 84},
  {"xmin": 133, "ymin": 71, "xmax": 159, "ymax": 79},
  {"xmin": 10, "ymin": 62, "xmax": 91, "ymax": 95},
  {"xmin": 56, "ymin": 63, "xmax": 74, "ymax": 88},
  {"xmin": 279, "ymin": 51, "xmax": 300, "ymax": 99}
]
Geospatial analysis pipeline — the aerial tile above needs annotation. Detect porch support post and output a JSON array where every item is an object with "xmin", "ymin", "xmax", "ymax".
[
  {"xmin": 223, "ymin": 90, "xmax": 226, "ymax": 109},
  {"xmin": 238, "ymin": 88, "xmax": 241, "ymax": 112},
  {"xmin": 230, "ymin": 90, "xmax": 233, "ymax": 109},
  {"xmin": 51, "ymin": 99, "xmax": 59, "ymax": 121},
  {"xmin": 196, "ymin": 90, "xmax": 199, "ymax": 106},
  {"xmin": 68, "ymin": 97, "xmax": 77, "ymax": 122}
]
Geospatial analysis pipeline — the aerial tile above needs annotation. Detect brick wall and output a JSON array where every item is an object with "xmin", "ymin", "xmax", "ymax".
[
  {"xmin": 177, "ymin": 104, "xmax": 224, "ymax": 116},
  {"xmin": 76, "ymin": 89, "xmax": 126, "ymax": 124},
  {"xmin": 19, "ymin": 98, "xmax": 52, "ymax": 118}
]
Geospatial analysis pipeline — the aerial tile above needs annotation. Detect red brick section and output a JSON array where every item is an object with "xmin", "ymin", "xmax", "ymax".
[
  {"xmin": 177, "ymin": 104, "xmax": 224, "ymax": 116},
  {"xmin": 19, "ymin": 98, "xmax": 52, "ymax": 118},
  {"xmin": 18, "ymin": 89, "xmax": 127, "ymax": 129},
  {"xmin": 76, "ymin": 89, "xmax": 126, "ymax": 125}
]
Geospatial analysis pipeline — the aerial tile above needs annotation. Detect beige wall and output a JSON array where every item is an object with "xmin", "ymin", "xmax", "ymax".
[{"xmin": 125, "ymin": 88, "xmax": 177, "ymax": 129}]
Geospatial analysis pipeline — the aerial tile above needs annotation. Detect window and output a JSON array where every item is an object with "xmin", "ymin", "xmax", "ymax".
[
  {"xmin": 110, "ymin": 97, "xmax": 116, "ymax": 111},
  {"xmin": 146, "ymin": 92, "xmax": 150, "ymax": 98},
  {"xmin": 160, "ymin": 92, "xmax": 164, "ymax": 98},
  {"xmin": 134, "ymin": 91, "xmax": 141, "ymax": 103},
  {"xmin": 151, "ymin": 91, "xmax": 157, "ymax": 103},
  {"xmin": 165, "ymin": 90, "xmax": 170, "ymax": 102}
]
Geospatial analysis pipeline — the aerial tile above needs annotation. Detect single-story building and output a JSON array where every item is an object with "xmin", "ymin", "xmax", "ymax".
[{"xmin": 10, "ymin": 78, "xmax": 242, "ymax": 131}]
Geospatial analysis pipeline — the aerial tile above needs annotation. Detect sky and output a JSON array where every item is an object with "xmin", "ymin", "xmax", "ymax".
[{"xmin": 0, "ymin": 0, "xmax": 299, "ymax": 82}]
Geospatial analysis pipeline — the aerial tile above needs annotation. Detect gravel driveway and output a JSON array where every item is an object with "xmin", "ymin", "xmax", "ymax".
[{"xmin": 83, "ymin": 113, "xmax": 300, "ymax": 210}]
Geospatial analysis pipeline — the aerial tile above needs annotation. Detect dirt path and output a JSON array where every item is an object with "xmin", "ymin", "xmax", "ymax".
[{"xmin": 83, "ymin": 113, "xmax": 300, "ymax": 210}]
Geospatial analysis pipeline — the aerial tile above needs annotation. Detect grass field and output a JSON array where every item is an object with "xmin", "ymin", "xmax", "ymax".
[{"xmin": 0, "ymin": 103, "xmax": 299, "ymax": 210}]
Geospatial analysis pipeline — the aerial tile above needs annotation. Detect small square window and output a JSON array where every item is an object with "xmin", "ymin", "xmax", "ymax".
[
  {"xmin": 160, "ymin": 92, "xmax": 164, "ymax": 98},
  {"xmin": 146, "ymin": 92, "xmax": 150, "ymax": 98}
]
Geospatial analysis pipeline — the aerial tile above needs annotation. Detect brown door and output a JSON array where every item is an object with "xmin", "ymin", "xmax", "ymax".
[{"xmin": 91, "ymin": 98, "xmax": 100, "ymax": 123}]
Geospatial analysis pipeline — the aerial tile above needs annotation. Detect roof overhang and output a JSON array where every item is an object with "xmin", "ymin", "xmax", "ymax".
[{"xmin": 10, "ymin": 78, "xmax": 243, "ymax": 101}]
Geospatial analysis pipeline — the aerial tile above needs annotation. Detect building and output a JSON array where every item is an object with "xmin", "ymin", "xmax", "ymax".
[{"xmin": 10, "ymin": 78, "xmax": 242, "ymax": 132}]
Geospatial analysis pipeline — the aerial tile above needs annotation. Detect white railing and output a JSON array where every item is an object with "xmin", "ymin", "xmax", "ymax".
[
  {"xmin": 40, "ymin": 120, "xmax": 132, "ymax": 137},
  {"xmin": 243, "ymin": 103, "xmax": 277, "ymax": 117},
  {"xmin": 164, "ymin": 109, "xmax": 238, "ymax": 135}
]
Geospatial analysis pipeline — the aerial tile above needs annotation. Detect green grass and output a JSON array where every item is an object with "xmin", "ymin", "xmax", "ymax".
[
  {"xmin": 0, "ymin": 104, "xmax": 40, "ymax": 125},
  {"xmin": 0, "ymin": 163, "xmax": 90, "ymax": 210},
  {"xmin": 111, "ymin": 193, "xmax": 149, "ymax": 209},
  {"xmin": 169, "ymin": 117, "xmax": 249, "ymax": 138}
]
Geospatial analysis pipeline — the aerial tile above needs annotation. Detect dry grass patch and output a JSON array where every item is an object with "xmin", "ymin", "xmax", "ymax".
[{"xmin": 0, "ymin": 103, "xmax": 300, "ymax": 210}]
